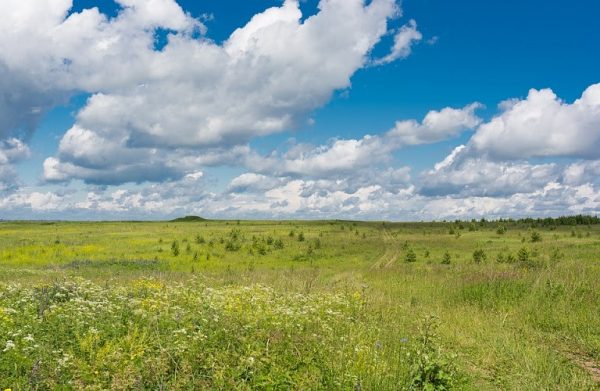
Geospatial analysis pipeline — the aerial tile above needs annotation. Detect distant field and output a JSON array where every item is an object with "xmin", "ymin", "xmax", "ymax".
[{"xmin": 0, "ymin": 220, "xmax": 599, "ymax": 389}]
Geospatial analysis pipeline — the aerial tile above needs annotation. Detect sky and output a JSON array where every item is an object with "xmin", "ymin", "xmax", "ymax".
[{"xmin": 0, "ymin": 0, "xmax": 599, "ymax": 221}]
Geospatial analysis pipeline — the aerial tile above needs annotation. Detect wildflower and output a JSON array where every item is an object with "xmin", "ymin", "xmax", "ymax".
[{"xmin": 3, "ymin": 340, "xmax": 15, "ymax": 352}]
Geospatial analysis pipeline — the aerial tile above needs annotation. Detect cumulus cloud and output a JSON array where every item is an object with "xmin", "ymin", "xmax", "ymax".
[
  {"xmin": 419, "ymin": 82, "xmax": 600, "ymax": 200},
  {"xmin": 19, "ymin": 0, "xmax": 404, "ymax": 185},
  {"xmin": 471, "ymin": 83, "xmax": 600, "ymax": 159},
  {"xmin": 420, "ymin": 145, "xmax": 560, "ymax": 197},
  {"xmin": 244, "ymin": 103, "xmax": 482, "ymax": 179},
  {"xmin": 387, "ymin": 103, "xmax": 483, "ymax": 145},
  {"xmin": 0, "ymin": 139, "xmax": 30, "ymax": 191}
]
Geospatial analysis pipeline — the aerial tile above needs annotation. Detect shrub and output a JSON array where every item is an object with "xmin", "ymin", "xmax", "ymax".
[
  {"xmin": 408, "ymin": 316, "xmax": 458, "ymax": 390},
  {"xmin": 405, "ymin": 248, "xmax": 417, "ymax": 263},
  {"xmin": 472, "ymin": 249, "xmax": 486, "ymax": 264},
  {"xmin": 496, "ymin": 226, "xmax": 507, "ymax": 235},
  {"xmin": 229, "ymin": 228, "xmax": 242, "ymax": 240},
  {"xmin": 273, "ymin": 238, "xmax": 284, "ymax": 249},
  {"xmin": 314, "ymin": 238, "xmax": 321, "ymax": 249},
  {"xmin": 171, "ymin": 240, "xmax": 180, "ymax": 257},
  {"xmin": 297, "ymin": 232, "xmax": 305, "ymax": 242},
  {"xmin": 441, "ymin": 251, "xmax": 451, "ymax": 265},
  {"xmin": 225, "ymin": 240, "xmax": 241, "ymax": 252},
  {"xmin": 517, "ymin": 247, "xmax": 530, "ymax": 263},
  {"xmin": 530, "ymin": 231, "xmax": 542, "ymax": 242}
]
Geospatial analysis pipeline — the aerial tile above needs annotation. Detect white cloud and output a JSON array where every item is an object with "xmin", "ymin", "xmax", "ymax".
[
  {"xmin": 0, "ymin": 139, "xmax": 30, "ymax": 191},
  {"xmin": 471, "ymin": 83, "xmax": 600, "ymax": 159},
  {"xmin": 243, "ymin": 103, "xmax": 482, "ymax": 180},
  {"xmin": 387, "ymin": 103, "xmax": 482, "ymax": 145},
  {"xmin": 372, "ymin": 19, "xmax": 422, "ymax": 65},
  {"xmin": 15, "ymin": 0, "xmax": 403, "ymax": 185},
  {"xmin": 420, "ymin": 145, "xmax": 560, "ymax": 197}
]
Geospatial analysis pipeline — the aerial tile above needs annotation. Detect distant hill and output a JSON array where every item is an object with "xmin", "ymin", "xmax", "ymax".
[{"xmin": 171, "ymin": 216, "xmax": 207, "ymax": 222}]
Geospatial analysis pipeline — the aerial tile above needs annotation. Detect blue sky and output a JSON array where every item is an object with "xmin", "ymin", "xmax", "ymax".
[{"xmin": 0, "ymin": 0, "xmax": 599, "ymax": 220}]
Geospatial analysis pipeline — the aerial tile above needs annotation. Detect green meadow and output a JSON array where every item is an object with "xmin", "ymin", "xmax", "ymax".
[{"xmin": 0, "ymin": 218, "xmax": 599, "ymax": 390}]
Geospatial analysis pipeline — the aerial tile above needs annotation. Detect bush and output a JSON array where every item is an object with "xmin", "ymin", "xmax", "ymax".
[
  {"xmin": 405, "ymin": 248, "xmax": 417, "ymax": 263},
  {"xmin": 408, "ymin": 316, "xmax": 458, "ymax": 390},
  {"xmin": 225, "ymin": 240, "xmax": 241, "ymax": 252},
  {"xmin": 441, "ymin": 251, "xmax": 451, "ymax": 265},
  {"xmin": 517, "ymin": 247, "xmax": 529, "ymax": 263},
  {"xmin": 496, "ymin": 226, "xmax": 507, "ymax": 235},
  {"xmin": 472, "ymin": 249, "xmax": 486, "ymax": 264},
  {"xmin": 530, "ymin": 231, "xmax": 542, "ymax": 242},
  {"xmin": 314, "ymin": 238, "xmax": 321, "ymax": 249},
  {"xmin": 273, "ymin": 238, "xmax": 284, "ymax": 249},
  {"xmin": 171, "ymin": 240, "xmax": 180, "ymax": 257},
  {"xmin": 297, "ymin": 232, "xmax": 305, "ymax": 242}
]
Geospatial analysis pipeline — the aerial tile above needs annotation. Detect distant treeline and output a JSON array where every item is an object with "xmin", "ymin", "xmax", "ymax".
[{"xmin": 450, "ymin": 215, "xmax": 600, "ymax": 227}]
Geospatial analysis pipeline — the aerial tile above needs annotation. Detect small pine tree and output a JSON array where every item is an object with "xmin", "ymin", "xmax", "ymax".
[
  {"xmin": 273, "ymin": 238, "xmax": 284, "ymax": 249},
  {"xmin": 472, "ymin": 249, "xmax": 486, "ymax": 264},
  {"xmin": 517, "ymin": 247, "xmax": 529, "ymax": 263},
  {"xmin": 171, "ymin": 240, "xmax": 180, "ymax": 257},
  {"xmin": 405, "ymin": 248, "xmax": 417, "ymax": 263},
  {"xmin": 441, "ymin": 251, "xmax": 451, "ymax": 265}
]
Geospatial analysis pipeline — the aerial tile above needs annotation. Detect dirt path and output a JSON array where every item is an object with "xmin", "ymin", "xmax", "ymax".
[
  {"xmin": 565, "ymin": 351, "xmax": 600, "ymax": 383},
  {"xmin": 370, "ymin": 228, "xmax": 399, "ymax": 270}
]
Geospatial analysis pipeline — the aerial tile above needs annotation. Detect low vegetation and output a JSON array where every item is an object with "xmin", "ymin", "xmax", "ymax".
[{"xmin": 0, "ymin": 217, "xmax": 598, "ymax": 389}]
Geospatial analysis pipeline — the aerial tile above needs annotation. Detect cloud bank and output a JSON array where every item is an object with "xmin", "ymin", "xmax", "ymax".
[{"xmin": 0, "ymin": 0, "xmax": 599, "ymax": 220}]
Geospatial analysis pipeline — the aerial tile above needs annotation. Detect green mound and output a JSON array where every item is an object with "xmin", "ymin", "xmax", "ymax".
[{"xmin": 171, "ymin": 215, "xmax": 207, "ymax": 222}]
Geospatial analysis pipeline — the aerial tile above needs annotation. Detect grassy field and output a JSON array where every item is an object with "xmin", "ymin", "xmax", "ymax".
[{"xmin": 0, "ymin": 219, "xmax": 599, "ymax": 390}]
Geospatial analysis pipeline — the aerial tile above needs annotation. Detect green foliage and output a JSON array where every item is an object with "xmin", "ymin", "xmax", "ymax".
[
  {"xmin": 297, "ymin": 232, "xmax": 305, "ymax": 242},
  {"xmin": 517, "ymin": 247, "xmax": 530, "ymax": 263},
  {"xmin": 408, "ymin": 316, "xmax": 458, "ymax": 390},
  {"xmin": 441, "ymin": 251, "xmax": 451, "ymax": 265},
  {"xmin": 496, "ymin": 225, "xmax": 507, "ymax": 235},
  {"xmin": 170, "ymin": 215, "xmax": 206, "ymax": 222},
  {"xmin": 171, "ymin": 240, "xmax": 180, "ymax": 256},
  {"xmin": 225, "ymin": 239, "xmax": 241, "ymax": 252},
  {"xmin": 0, "ymin": 280, "xmax": 383, "ymax": 389},
  {"xmin": 273, "ymin": 238, "xmax": 284, "ymax": 249},
  {"xmin": 472, "ymin": 249, "xmax": 486, "ymax": 264},
  {"xmin": 405, "ymin": 248, "xmax": 417, "ymax": 263},
  {"xmin": 530, "ymin": 231, "xmax": 542, "ymax": 242}
]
